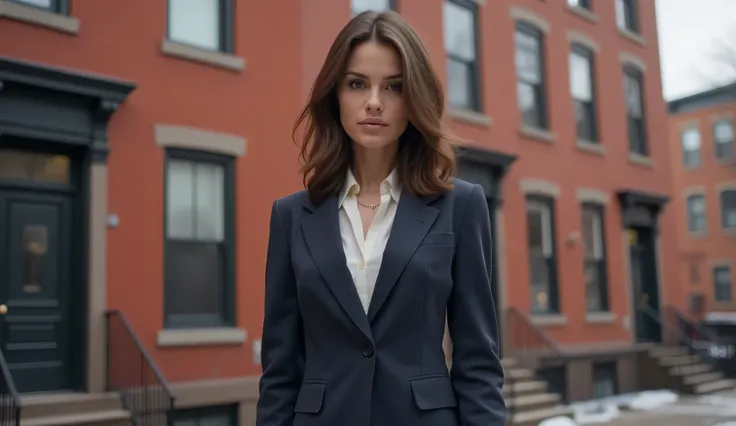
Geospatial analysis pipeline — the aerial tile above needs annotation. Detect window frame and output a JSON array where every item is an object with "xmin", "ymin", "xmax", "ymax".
[
  {"xmin": 680, "ymin": 127, "xmax": 702, "ymax": 168},
  {"xmin": 686, "ymin": 194, "xmax": 706, "ymax": 233},
  {"xmin": 9, "ymin": 0, "xmax": 69, "ymax": 13},
  {"xmin": 351, "ymin": 0, "xmax": 395, "ymax": 15},
  {"xmin": 713, "ymin": 265, "xmax": 732, "ymax": 303},
  {"xmin": 569, "ymin": 43, "xmax": 598, "ymax": 142},
  {"xmin": 515, "ymin": 22, "xmax": 548, "ymax": 129},
  {"xmin": 713, "ymin": 118, "xmax": 734, "ymax": 161},
  {"xmin": 444, "ymin": 0, "xmax": 482, "ymax": 112},
  {"xmin": 720, "ymin": 190, "xmax": 736, "ymax": 230},
  {"xmin": 567, "ymin": 0, "xmax": 592, "ymax": 10},
  {"xmin": 526, "ymin": 195, "xmax": 559, "ymax": 314},
  {"xmin": 174, "ymin": 404, "xmax": 238, "ymax": 426},
  {"xmin": 166, "ymin": 0, "xmax": 235, "ymax": 53},
  {"xmin": 163, "ymin": 148, "xmax": 236, "ymax": 329},
  {"xmin": 623, "ymin": 66, "xmax": 647, "ymax": 156},
  {"xmin": 616, "ymin": 0, "xmax": 639, "ymax": 33},
  {"xmin": 581, "ymin": 203, "xmax": 609, "ymax": 312}
]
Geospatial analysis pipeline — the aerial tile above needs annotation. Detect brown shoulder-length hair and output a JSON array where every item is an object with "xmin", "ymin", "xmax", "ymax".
[{"xmin": 294, "ymin": 10, "xmax": 457, "ymax": 205}]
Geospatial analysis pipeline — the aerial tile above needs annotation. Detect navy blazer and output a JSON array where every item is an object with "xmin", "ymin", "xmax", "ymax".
[{"xmin": 256, "ymin": 178, "xmax": 506, "ymax": 426}]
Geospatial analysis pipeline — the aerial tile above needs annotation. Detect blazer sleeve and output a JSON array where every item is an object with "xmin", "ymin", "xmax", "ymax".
[
  {"xmin": 448, "ymin": 184, "xmax": 506, "ymax": 426},
  {"xmin": 257, "ymin": 199, "xmax": 305, "ymax": 426}
]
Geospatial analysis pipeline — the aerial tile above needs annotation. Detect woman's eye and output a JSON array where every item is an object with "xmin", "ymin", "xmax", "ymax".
[
  {"xmin": 349, "ymin": 80, "xmax": 365, "ymax": 89},
  {"xmin": 387, "ymin": 83, "xmax": 403, "ymax": 92}
]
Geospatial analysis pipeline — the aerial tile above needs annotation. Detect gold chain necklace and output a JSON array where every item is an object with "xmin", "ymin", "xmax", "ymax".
[{"xmin": 355, "ymin": 189, "xmax": 390, "ymax": 211}]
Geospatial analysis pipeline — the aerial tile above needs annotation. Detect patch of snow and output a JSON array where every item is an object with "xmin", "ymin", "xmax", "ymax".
[
  {"xmin": 539, "ymin": 416, "xmax": 578, "ymax": 426},
  {"xmin": 626, "ymin": 390, "xmax": 678, "ymax": 411},
  {"xmin": 572, "ymin": 403, "xmax": 620, "ymax": 424},
  {"xmin": 699, "ymin": 395, "xmax": 736, "ymax": 406}
]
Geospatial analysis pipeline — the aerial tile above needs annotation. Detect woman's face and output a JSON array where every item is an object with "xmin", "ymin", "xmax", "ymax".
[{"xmin": 337, "ymin": 41, "xmax": 408, "ymax": 151}]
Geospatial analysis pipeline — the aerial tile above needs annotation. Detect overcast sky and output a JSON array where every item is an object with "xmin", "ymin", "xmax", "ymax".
[{"xmin": 656, "ymin": 0, "xmax": 736, "ymax": 100}]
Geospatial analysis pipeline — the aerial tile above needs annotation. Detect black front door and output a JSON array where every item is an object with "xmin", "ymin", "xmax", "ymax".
[
  {"xmin": 0, "ymin": 189, "xmax": 74, "ymax": 393},
  {"xmin": 628, "ymin": 227, "xmax": 661, "ymax": 343}
]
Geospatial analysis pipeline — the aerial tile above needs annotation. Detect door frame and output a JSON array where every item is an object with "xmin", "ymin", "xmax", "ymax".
[
  {"xmin": 0, "ymin": 57, "xmax": 136, "ymax": 392},
  {"xmin": 617, "ymin": 190, "xmax": 669, "ymax": 345},
  {"xmin": 456, "ymin": 146, "xmax": 516, "ymax": 356},
  {"xmin": 626, "ymin": 226, "xmax": 662, "ymax": 343}
]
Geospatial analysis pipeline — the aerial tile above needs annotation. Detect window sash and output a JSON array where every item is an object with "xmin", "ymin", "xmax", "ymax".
[
  {"xmin": 527, "ymin": 197, "xmax": 557, "ymax": 313},
  {"xmin": 444, "ymin": 1, "xmax": 477, "ymax": 61},
  {"xmin": 686, "ymin": 195, "xmax": 706, "ymax": 232},
  {"xmin": 168, "ymin": 0, "xmax": 232, "ymax": 52},
  {"xmin": 721, "ymin": 191, "xmax": 736, "ymax": 229},
  {"xmin": 616, "ymin": 0, "xmax": 637, "ymax": 32},
  {"xmin": 447, "ymin": 56, "xmax": 478, "ymax": 110},
  {"xmin": 351, "ymin": 0, "xmax": 392, "ymax": 14},
  {"xmin": 713, "ymin": 267, "xmax": 732, "ymax": 302},
  {"xmin": 714, "ymin": 120, "xmax": 734, "ymax": 160},
  {"xmin": 10, "ymin": 0, "xmax": 63, "ymax": 12}
]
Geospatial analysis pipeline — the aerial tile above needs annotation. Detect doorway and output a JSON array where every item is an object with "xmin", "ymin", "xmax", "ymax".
[
  {"xmin": 627, "ymin": 227, "xmax": 662, "ymax": 343},
  {"xmin": 0, "ymin": 145, "xmax": 83, "ymax": 393}
]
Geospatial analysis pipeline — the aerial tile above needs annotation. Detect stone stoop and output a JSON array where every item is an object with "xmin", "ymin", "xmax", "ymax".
[
  {"xmin": 502, "ymin": 358, "xmax": 573, "ymax": 426},
  {"xmin": 20, "ymin": 392, "xmax": 131, "ymax": 426},
  {"xmin": 648, "ymin": 345, "xmax": 736, "ymax": 395}
]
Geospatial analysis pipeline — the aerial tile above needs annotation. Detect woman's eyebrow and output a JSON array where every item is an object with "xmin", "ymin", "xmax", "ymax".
[{"xmin": 345, "ymin": 71, "xmax": 404, "ymax": 80}]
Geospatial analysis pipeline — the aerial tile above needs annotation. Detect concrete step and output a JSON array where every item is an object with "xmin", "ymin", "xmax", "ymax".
[
  {"xmin": 503, "ymin": 380, "xmax": 549, "ymax": 397},
  {"xmin": 650, "ymin": 345, "xmax": 690, "ymax": 358},
  {"xmin": 502, "ymin": 358, "xmax": 518, "ymax": 368},
  {"xmin": 659, "ymin": 354, "xmax": 701, "ymax": 367},
  {"xmin": 508, "ymin": 392, "xmax": 561, "ymax": 411},
  {"xmin": 506, "ymin": 368, "xmax": 535, "ymax": 380},
  {"xmin": 510, "ymin": 405, "xmax": 573, "ymax": 426},
  {"xmin": 684, "ymin": 372, "xmax": 723, "ymax": 385},
  {"xmin": 695, "ymin": 378, "xmax": 736, "ymax": 394},
  {"xmin": 669, "ymin": 363, "xmax": 711, "ymax": 376},
  {"xmin": 21, "ymin": 393, "xmax": 123, "ymax": 420},
  {"xmin": 21, "ymin": 410, "xmax": 130, "ymax": 426}
]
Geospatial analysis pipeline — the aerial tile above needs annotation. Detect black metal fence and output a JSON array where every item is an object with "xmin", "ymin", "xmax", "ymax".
[
  {"xmin": 0, "ymin": 349, "xmax": 19, "ymax": 426},
  {"xmin": 106, "ymin": 310, "xmax": 175, "ymax": 426}
]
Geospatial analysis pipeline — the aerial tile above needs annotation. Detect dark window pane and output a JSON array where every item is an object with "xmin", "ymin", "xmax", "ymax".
[
  {"xmin": 714, "ymin": 267, "xmax": 732, "ymax": 302},
  {"xmin": 686, "ymin": 195, "xmax": 706, "ymax": 232},
  {"xmin": 518, "ymin": 81, "xmax": 543, "ymax": 127},
  {"xmin": 721, "ymin": 191, "xmax": 736, "ymax": 229},
  {"xmin": 352, "ymin": 0, "xmax": 391, "ymax": 13},
  {"xmin": 444, "ymin": 1, "xmax": 476, "ymax": 61},
  {"xmin": 166, "ymin": 241, "xmax": 223, "ymax": 320},
  {"xmin": 714, "ymin": 120, "xmax": 734, "ymax": 160},
  {"xmin": 447, "ymin": 58, "xmax": 472, "ymax": 109}
]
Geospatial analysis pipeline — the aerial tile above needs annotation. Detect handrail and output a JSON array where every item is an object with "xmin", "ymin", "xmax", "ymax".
[
  {"xmin": 0, "ymin": 348, "xmax": 21, "ymax": 426},
  {"xmin": 106, "ymin": 310, "xmax": 175, "ymax": 426}
]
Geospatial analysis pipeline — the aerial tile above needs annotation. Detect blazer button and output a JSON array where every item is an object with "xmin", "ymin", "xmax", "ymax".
[{"xmin": 362, "ymin": 344, "xmax": 374, "ymax": 357}]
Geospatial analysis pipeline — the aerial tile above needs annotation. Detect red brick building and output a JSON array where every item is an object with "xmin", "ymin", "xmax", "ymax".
[
  {"xmin": 0, "ymin": 0, "xmax": 703, "ymax": 424},
  {"xmin": 667, "ymin": 83, "xmax": 736, "ymax": 332}
]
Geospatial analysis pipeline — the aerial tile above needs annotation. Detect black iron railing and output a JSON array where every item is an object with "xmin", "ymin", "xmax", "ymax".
[
  {"xmin": 668, "ymin": 306, "xmax": 736, "ymax": 378},
  {"xmin": 106, "ymin": 310, "xmax": 175, "ymax": 426},
  {"xmin": 0, "ymin": 349, "xmax": 20, "ymax": 426}
]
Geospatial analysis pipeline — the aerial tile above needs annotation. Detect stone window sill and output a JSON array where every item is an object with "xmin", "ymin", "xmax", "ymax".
[
  {"xmin": 0, "ymin": 0, "xmax": 78, "ymax": 34},
  {"xmin": 446, "ymin": 108, "xmax": 493, "ymax": 128},
  {"xmin": 585, "ymin": 312, "xmax": 617, "ymax": 324},
  {"xmin": 576, "ymin": 139, "xmax": 605, "ymax": 156},
  {"xmin": 161, "ymin": 39, "xmax": 246, "ymax": 72},
  {"xmin": 629, "ymin": 153, "xmax": 653, "ymax": 168},
  {"xmin": 619, "ymin": 29, "xmax": 645, "ymax": 46},
  {"xmin": 519, "ymin": 126, "xmax": 555, "ymax": 144},
  {"xmin": 157, "ymin": 327, "xmax": 247, "ymax": 348}
]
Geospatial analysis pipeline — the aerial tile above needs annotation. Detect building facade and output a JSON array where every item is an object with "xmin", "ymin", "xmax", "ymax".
[
  {"xmin": 0, "ymin": 0, "xmax": 682, "ymax": 424},
  {"xmin": 667, "ymin": 83, "xmax": 736, "ymax": 334}
]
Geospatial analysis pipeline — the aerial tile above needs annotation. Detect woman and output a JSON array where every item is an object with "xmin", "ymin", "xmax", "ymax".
[{"xmin": 257, "ymin": 10, "xmax": 505, "ymax": 426}]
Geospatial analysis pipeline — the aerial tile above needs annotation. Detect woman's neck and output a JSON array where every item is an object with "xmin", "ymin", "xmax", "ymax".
[{"xmin": 352, "ymin": 145, "xmax": 397, "ymax": 193}]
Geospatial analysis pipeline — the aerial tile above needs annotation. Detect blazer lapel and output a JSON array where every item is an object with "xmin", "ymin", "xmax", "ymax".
[
  {"xmin": 367, "ymin": 192, "xmax": 439, "ymax": 322},
  {"xmin": 301, "ymin": 195, "xmax": 373, "ymax": 341}
]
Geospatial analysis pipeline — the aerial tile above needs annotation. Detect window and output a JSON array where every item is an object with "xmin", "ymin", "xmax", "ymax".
[
  {"xmin": 526, "ymin": 196, "xmax": 558, "ymax": 313},
  {"xmin": 592, "ymin": 362, "xmax": 618, "ymax": 399},
  {"xmin": 352, "ymin": 0, "xmax": 392, "ymax": 14},
  {"xmin": 582, "ymin": 204, "xmax": 608, "ymax": 312},
  {"xmin": 720, "ymin": 190, "xmax": 736, "ymax": 229},
  {"xmin": 9, "ymin": 0, "xmax": 68, "ymax": 13},
  {"xmin": 615, "ymin": 0, "xmax": 638, "ymax": 33},
  {"xmin": 681, "ymin": 128, "xmax": 701, "ymax": 167},
  {"xmin": 167, "ymin": 0, "xmax": 234, "ymax": 52},
  {"xmin": 570, "ymin": 45, "xmax": 597, "ymax": 142},
  {"xmin": 686, "ymin": 194, "xmax": 706, "ymax": 233},
  {"xmin": 567, "ymin": 0, "xmax": 591, "ymax": 9},
  {"xmin": 515, "ymin": 23, "xmax": 547, "ymax": 129},
  {"xmin": 444, "ymin": 0, "xmax": 480, "ymax": 111},
  {"xmin": 164, "ymin": 150, "xmax": 235, "ymax": 328},
  {"xmin": 174, "ymin": 405, "xmax": 237, "ymax": 426},
  {"xmin": 714, "ymin": 119, "xmax": 734, "ymax": 161},
  {"xmin": 713, "ymin": 266, "xmax": 732, "ymax": 303},
  {"xmin": 623, "ymin": 67, "xmax": 646, "ymax": 155}
]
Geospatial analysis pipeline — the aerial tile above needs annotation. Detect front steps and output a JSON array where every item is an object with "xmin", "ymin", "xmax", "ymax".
[
  {"xmin": 21, "ymin": 392, "xmax": 130, "ymax": 426},
  {"xmin": 503, "ymin": 358, "xmax": 572, "ymax": 426},
  {"xmin": 648, "ymin": 345, "xmax": 735, "ymax": 395}
]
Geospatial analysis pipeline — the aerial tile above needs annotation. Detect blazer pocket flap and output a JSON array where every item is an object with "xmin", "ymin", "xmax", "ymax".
[
  {"xmin": 421, "ymin": 232, "xmax": 454, "ymax": 246},
  {"xmin": 410, "ymin": 376, "xmax": 457, "ymax": 410},
  {"xmin": 294, "ymin": 383, "xmax": 326, "ymax": 414}
]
